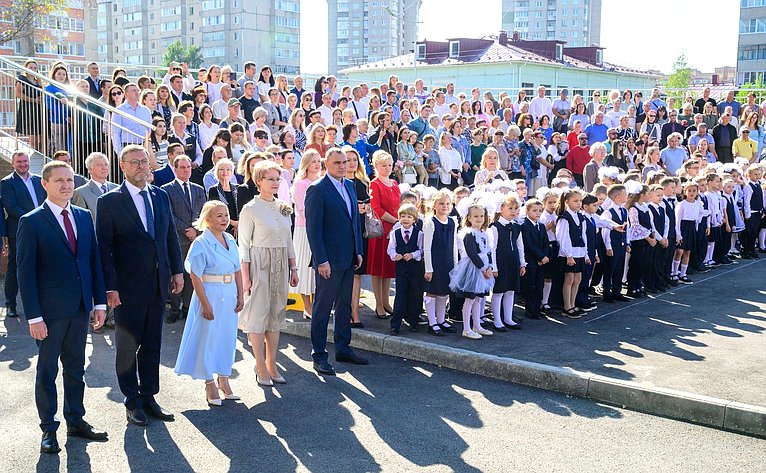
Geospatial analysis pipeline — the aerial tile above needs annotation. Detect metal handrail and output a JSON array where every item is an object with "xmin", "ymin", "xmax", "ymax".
[{"xmin": 0, "ymin": 56, "xmax": 156, "ymax": 133}]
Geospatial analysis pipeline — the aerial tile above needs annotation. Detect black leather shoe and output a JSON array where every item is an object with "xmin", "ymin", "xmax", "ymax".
[
  {"xmin": 145, "ymin": 401, "xmax": 174, "ymax": 422},
  {"xmin": 126, "ymin": 408, "xmax": 149, "ymax": 426},
  {"xmin": 40, "ymin": 431, "xmax": 60, "ymax": 454},
  {"xmin": 614, "ymin": 294, "xmax": 631, "ymax": 302},
  {"xmin": 336, "ymin": 352, "xmax": 369, "ymax": 365},
  {"xmin": 165, "ymin": 311, "xmax": 180, "ymax": 324},
  {"xmin": 313, "ymin": 360, "xmax": 336, "ymax": 375},
  {"xmin": 67, "ymin": 421, "xmax": 108, "ymax": 441},
  {"xmin": 6, "ymin": 307, "xmax": 18, "ymax": 318},
  {"xmin": 389, "ymin": 327, "xmax": 399, "ymax": 335},
  {"xmin": 350, "ymin": 321, "xmax": 364, "ymax": 328},
  {"xmin": 508, "ymin": 323, "xmax": 522, "ymax": 330},
  {"xmin": 493, "ymin": 325, "xmax": 508, "ymax": 332}
]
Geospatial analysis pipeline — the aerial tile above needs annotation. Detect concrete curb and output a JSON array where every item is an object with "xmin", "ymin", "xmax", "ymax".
[{"xmin": 282, "ymin": 320, "xmax": 766, "ymax": 438}]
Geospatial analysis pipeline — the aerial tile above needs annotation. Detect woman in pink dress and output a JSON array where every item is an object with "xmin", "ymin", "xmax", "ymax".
[
  {"xmin": 366, "ymin": 151, "xmax": 400, "ymax": 318},
  {"xmin": 291, "ymin": 149, "xmax": 322, "ymax": 320}
]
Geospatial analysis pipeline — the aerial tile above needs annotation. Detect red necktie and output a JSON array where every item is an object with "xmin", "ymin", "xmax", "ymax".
[{"xmin": 61, "ymin": 209, "xmax": 77, "ymax": 254}]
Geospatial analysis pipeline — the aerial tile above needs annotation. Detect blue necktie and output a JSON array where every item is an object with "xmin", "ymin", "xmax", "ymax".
[{"xmin": 139, "ymin": 190, "xmax": 155, "ymax": 238}]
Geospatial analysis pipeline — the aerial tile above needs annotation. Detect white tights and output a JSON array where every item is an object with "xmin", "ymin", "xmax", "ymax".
[{"xmin": 490, "ymin": 291, "xmax": 517, "ymax": 327}]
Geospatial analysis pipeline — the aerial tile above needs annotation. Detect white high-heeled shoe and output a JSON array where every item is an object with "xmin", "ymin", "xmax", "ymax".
[
  {"xmin": 205, "ymin": 381, "xmax": 222, "ymax": 407},
  {"xmin": 217, "ymin": 378, "xmax": 241, "ymax": 400}
]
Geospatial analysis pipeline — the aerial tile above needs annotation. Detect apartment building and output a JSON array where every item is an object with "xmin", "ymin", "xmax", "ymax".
[
  {"xmin": 501, "ymin": 0, "xmax": 601, "ymax": 48},
  {"xmin": 327, "ymin": 0, "xmax": 420, "ymax": 74},
  {"xmin": 95, "ymin": 0, "xmax": 300, "ymax": 74}
]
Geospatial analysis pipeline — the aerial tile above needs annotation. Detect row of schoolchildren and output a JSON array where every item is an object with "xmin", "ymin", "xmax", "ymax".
[{"xmin": 384, "ymin": 159, "xmax": 765, "ymax": 339}]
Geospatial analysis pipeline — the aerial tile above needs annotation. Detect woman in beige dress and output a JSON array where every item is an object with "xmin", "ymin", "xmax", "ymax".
[{"xmin": 238, "ymin": 161, "xmax": 299, "ymax": 386}]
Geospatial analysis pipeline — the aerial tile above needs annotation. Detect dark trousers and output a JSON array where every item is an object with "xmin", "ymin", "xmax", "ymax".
[
  {"xmin": 391, "ymin": 270, "xmax": 424, "ymax": 330},
  {"xmin": 744, "ymin": 214, "xmax": 762, "ymax": 253},
  {"xmin": 627, "ymin": 239, "xmax": 648, "ymax": 291},
  {"xmin": 5, "ymin": 237, "xmax": 18, "ymax": 308},
  {"xmin": 602, "ymin": 246, "xmax": 627, "ymax": 297},
  {"xmin": 35, "ymin": 312, "xmax": 88, "ymax": 432},
  {"xmin": 589, "ymin": 242, "xmax": 606, "ymax": 289},
  {"xmin": 651, "ymin": 244, "xmax": 668, "ymax": 288},
  {"xmin": 523, "ymin": 264, "xmax": 544, "ymax": 315},
  {"xmin": 311, "ymin": 266, "xmax": 353, "ymax": 362},
  {"xmin": 576, "ymin": 259, "xmax": 595, "ymax": 305},
  {"xmin": 717, "ymin": 147, "xmax": 733, "ymax": 164},
  {"xmin": 715, "ymin": 227, "xmax": 732, "ymax": 262},
  {"xmin": 169, "ymin": 244, "xmax": 193, "ymax": 313},
  {"xmin": 114, "ymin": 288, "xmax": 165, "ymax": 410}
]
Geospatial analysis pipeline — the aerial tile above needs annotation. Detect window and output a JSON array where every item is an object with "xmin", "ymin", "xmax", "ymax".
[
  {"xmin": 98, "ymin": 44, "xmax": 107, "ymax": 54},
  {"xmin": 449, "ymin": 40, "xmax": 459, "ymax": 58},
  {"xmin": 275, "ymin": 16, "xmax": 299, "ymax": 27},
  {"xmin": 98, "ymin": 31, "xmax": 107, "ymax": 40},
  {"xmin": 234, "ymin": 16, "xmax": 239, "ymax": 24},
  {"xmin": 189, "ymin": 7, "xmax": 194, "ymax": 15},
  {"xmin": 161, "ymin": 21, "xmax": 181, "ymax": 31},
  {"xmin": 203, "ymin": 46, "xmax": 225, "ymax": 58},
  {"xmin": 151, "ymin": 41, "xmax": 156, "ymax": 50},
  {"xmin": 123, "ymin": 0, "xmax": 141, "ymax": 6},
  {"xmin": 161, "ymin": 7, "xmax": 179, "ymax": 17},
  {"xmin": 97, "ymin": 17, "xmax": 106, "ymax": 27},
  {"xmin": 739, "ymin": 45, "xmax": 766, "ymax": 61},
  {"xmin": 742, "ymin": 0, "xmax": 766, "ymax": 6},
  {"xmin": 203, "ymin": 15, "xmax": 225, "ymax": 26},
  {"xmin": 123, "ymin": 12, "xmax": 142, "ymax": 22},
  {"xmin": 555, "ymin": 43, "xmax": 563, "ymax": 61},
  {"xmin": 202, "ymin": 0, "xmax": 224, "ymax": 10},
  {"xmin": 596, "ymin": 49, "xmax": 603, "ymax": 66},
  {"xmin": 417, "ymin": 43, "xmax": 426, "ymax": 60},
  {"xmin": 275, "ymin": 0, "xmax": 299, "ymax": 11},
  {"xmin": 741, "ymin": 18, "xmax": 766, "ymax": 34},
  {"xmin": 124, "ymin": 41, "xmax": 142, "ymax": 51},
  {"xmin": 203, "ymin": 31, "xmax": 225, "ymax": 42}
]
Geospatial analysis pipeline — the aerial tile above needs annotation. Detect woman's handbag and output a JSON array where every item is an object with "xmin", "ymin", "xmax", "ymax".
[{"xmin": 364, "ymin": 209, "xmax": 384, "ymax": 239}]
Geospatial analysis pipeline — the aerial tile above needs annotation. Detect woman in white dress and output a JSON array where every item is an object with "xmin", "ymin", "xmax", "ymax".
[
  {"xmin": 238, "ymin": 161, "xmax": 299, "ymax": 387},
  {"xmin": 291, "ymin": 149, "xmax": 322, "ymax": 319}
]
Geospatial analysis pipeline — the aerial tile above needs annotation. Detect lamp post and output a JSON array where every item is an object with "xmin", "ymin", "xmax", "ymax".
[{"xmin": 385, "ymin": 1, "xmax": 422, "ymax": 84}]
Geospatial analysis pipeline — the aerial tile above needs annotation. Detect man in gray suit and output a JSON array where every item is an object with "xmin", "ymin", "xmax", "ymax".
[
  {"xmin": 72, "ymin": 152, "xmax": 119, "ymax": 331},
  {"xmin": 72, "ymin": 153, "xmax": 119, "ymax": 223},
  {"xmin": 161, "ymin": 155, "xmax": 206, "ymax": 323}
]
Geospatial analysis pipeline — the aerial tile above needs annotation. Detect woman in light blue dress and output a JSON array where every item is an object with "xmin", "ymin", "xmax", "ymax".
[{"xmin": 174, "ymin": 201, "xmax": 244, "ymax": 407}]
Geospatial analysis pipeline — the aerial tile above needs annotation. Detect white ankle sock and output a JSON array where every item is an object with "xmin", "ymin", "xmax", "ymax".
[
  {"xmin": 542, "ymin": 281, "xmax": 552, "ymax": 304},
  {"xmin": 424, "ymin": 296, "xmax": 436, "ymax": 326},
  {"xmin": 760, "ymin": 229, "xmax": 766, "ymax": 249},
  {"xmin": 491, "ymin": 293, "xmax": 504, "ymax": 328},
  {"xmin": 679, "ymin": 264, "xmax": 688, "ymax": 277},
  {"xmin": 705, "ymin": 243, "xmax": 714, "ymax": 263},
  {"xmin": 672, "ymin": 259, "xmax": 680, "ymax": 276}
]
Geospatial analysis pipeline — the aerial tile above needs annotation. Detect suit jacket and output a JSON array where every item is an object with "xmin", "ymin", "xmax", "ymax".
[
  {"xmin": 17, "ymin": 203, "xmax": 106, "ymax": 321},
  {"xmin": 236, "ymin": 180, "xmax": 258, "ymax": 215},
  {"xmin": 72, "ymin": 180, "xmax": 119, "ymax": 222},
  {"xmin": 85, "ymin": 76, "xmax": 101, "ymax": 100},
  {"xmin": 305, "ymin": 175, "xmax": 363, "ymax": 270},
  {"xmin": 660, "ymin": 121, "xmax": 685, "ymax": 149},
  {"xmin": 711, "ymin": 123, "xmax": 738, "ymax": 150},
  {"xmin": 0, "ymin": 171, "xmax": 46, "ymax": 239},
  {"xmin": 170, "ymin": 90, "xmax": 192, "ymax": 108},
  {"xmin": 96, "ymin": 183, "xmax": 184, "ymax": 303},
  {"xmin": 162, "ymin": 179, "xmax": 206, "ymax": 248},
  {"xmin": 521, "ymin": 218, "xmax": 549, "ymax": 264}
]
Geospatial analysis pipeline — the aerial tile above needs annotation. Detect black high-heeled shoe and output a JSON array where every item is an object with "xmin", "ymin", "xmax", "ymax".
[{"xmin": 375, "ymin": 310, "xmax": 389, "ymax": 319}]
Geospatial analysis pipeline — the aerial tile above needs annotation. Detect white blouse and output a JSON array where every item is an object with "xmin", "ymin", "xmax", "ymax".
[{"xmin": 556, "ymin": 209, "xmax": 588, "ymax": 259}]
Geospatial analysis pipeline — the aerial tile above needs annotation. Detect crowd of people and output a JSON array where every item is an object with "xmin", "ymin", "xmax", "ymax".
[{"xmin": 6, "ymin": 57, "xmax": 766, "ymax": 454}]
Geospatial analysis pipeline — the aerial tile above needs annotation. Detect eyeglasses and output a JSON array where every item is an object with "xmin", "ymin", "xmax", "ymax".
[
  {"xmin": 648, "ymin": 114, "xmax": 656, "ymax": 118},
  {"xmin": 111, "ymin": 91, "xmax": 123, "ymax": 96},
  {"xmin": 126, "ymin": 159, "xmax": 150, "ymax": 167}
]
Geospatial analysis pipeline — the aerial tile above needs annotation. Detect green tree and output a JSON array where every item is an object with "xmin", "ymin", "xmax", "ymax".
[
  {"xmin": 663, "ymin": 53, "xmax": 693, "ymax": 103},
  {"xmin": 161, "ymin": 40, "xmax": 203, "ymax": 69},
  {"xmin": 736, "ymin": 79, "xmax": 766, "ymax": 105},
  {"xmin": 0, "ymin": 0, "xmax": 69, "ymax": 49}
]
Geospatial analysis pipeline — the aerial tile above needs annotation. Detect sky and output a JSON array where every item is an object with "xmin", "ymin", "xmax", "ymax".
[{"xmin": 300, "ymin": 0, "xmax": 739, "ymax": 75}]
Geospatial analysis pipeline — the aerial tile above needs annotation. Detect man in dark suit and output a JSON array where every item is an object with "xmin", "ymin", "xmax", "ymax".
[
  {"xmin": 712, "ymin": 113, "xmax": 738, "ymax": 164},
  {"xmin": 169, "ymin": 74, "xmax": 192, "ymax": 108},
  {"xmin": 85, "ymin": 62, "xmax": 102, "ymax": 100},
  {"xmin": 17, "ymin": 161, "xmax": 108, "ymax": 454},
  {"xmin": 1, "ymin": 151, "xmax": 46, "ymax": 318},
  {"xmin": 161, "ymin": 155, "xmax": 206, "ymax": 322},
  {"xmin": 72, "ymin": 152, "xmax": 119, "ymax": 331},
  {"xmin": 96, "ymin": 145, "xmax": 184, "ymax": 426},
  {"xmin": 305, "ymin": 147, "xmax": 368, "ymax": 375}
]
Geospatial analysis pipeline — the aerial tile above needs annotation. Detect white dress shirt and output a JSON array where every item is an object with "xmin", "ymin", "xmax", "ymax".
[
  {"xmin": 556, "ymin": 209, "xmax": 588, "ymax": 259},
  {"xmin": 28, "ymin": 200, "xmax": 106, "ymax": 324},
  {"xmin": 488, "ymin": 217, "xmax": 527, "ymax": 271},
  {"xmin": 124, "ymin": 180, "xmax": 154, "ymax": 233},
  {"xmin": 18, "ymin": 172, "xmax": 40, "ymax": 207},
  {"xmin": 387, "ymin": 225, "xmax": 424, "ymax": 261}
]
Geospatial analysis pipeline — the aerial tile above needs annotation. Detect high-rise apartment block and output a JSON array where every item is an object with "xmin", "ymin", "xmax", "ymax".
[
  {"xmin": 738, "ymin": 0, "xmax": 766, "ymax": 85},
  {"xmin": 327, "ymin": 0, "xmax": 420, "ymax": 74},
  {"xmin": 501, "ymin": 0, "xmax": 601, "ymax": 48},
  {"xmin": 94, "ymin": 0, "xmax": 300, "ymax": 74}
]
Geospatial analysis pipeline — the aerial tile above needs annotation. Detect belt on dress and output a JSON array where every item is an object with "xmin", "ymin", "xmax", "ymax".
[{"xmin": 201, "ymin": 274, "xmax": 234, "ymax": 284}]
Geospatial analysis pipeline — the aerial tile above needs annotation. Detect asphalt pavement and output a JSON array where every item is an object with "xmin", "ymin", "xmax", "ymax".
[
  {"xmin": 1, "ymin": 316, "xmax": 765, "ymax": 473},
  {"xmin": 342, "ymin": 258, "xmax": 766, "ymax": 407}
]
